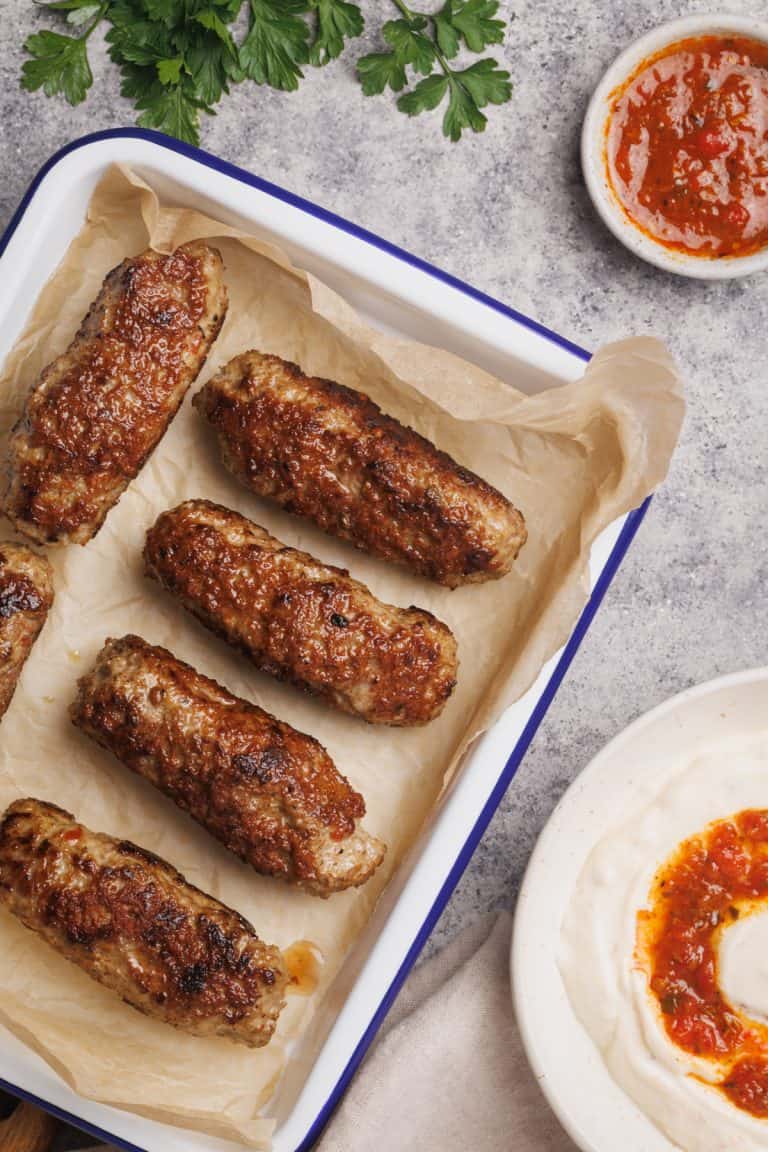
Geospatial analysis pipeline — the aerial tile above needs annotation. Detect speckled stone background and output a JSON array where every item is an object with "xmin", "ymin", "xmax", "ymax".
[{"xmin": 0, "ymin": 0, "xmax": 767, "ymax": 1142}]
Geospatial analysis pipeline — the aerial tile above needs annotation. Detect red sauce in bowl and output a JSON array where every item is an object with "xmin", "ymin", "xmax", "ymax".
[
  {"xmin": 638, "ymin": 809, "xmax": 768, "ymax": 1117},
  {"xmin": 606, "ymin": 35, "xmax": 768, "ymax": 257}
]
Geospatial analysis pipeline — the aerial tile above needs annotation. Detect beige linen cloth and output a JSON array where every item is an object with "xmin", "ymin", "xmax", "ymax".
[{"xmin": 83, "ymin": 914, "xmax": 576, "ymax": 1152}]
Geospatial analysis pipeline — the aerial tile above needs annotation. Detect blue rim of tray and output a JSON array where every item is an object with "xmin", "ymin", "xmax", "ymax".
[{"xmin": 0, "ymin": 128, "xmax": 651, "ymax": 1152}]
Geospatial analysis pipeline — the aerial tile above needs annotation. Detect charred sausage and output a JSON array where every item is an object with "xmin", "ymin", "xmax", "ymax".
[
  {"xmin": 0, "ymin": 543, "xmax": 53, "ymax": 719},
  {"xmin": 3, "ymin": 242, "xmax": 228, "ymax": 545},
  {"xmin": 0, "ymin": 798, "xmax": 286, "ymax": 1046},
  {"xmin": 194, "ymin": 350, "xmax": 527, "ymax": 587},
  {"xmin": 71, "ymin": 635, "xmax": 386, "ymax": 896},
  {"xmin": 143, "ymin": 500, "xmax": 458, "ymax": 726}
]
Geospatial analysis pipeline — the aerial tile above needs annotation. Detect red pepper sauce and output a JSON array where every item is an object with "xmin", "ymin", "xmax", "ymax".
[
  {"xmin": 606, "ymin": 35, "xmax": 768, "ymax": 257},
  {"xmin": 637, "ymin": 809, "xmax": 768, "ymax": 1117}
]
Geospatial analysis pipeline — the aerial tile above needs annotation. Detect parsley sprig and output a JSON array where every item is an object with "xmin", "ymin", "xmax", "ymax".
[
  {"xmin": 22, "ymin": 0, "xmax": 364, "ymax": 144},
  {"xmin": 358, "ymin": 1, "xmax": 511, "ymax": 141},
  {"xmin": 22, "ymin": 1, "xmax": 108, "ymax": 105},
  {"xmin": 21, "ymin": 0, "xmax": 511, "ymax": 146}
]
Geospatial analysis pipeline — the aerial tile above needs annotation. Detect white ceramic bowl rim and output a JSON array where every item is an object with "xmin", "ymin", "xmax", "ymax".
[{"xmin": 582, "ymin": 13, "xmax": 768, "ymax": 280}]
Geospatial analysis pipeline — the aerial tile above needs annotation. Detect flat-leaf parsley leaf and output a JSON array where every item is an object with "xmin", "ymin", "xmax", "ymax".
[
  {"xmin": 308, "ymin": 0, "xmax": 364, "ymax": 66},
  {"xmin": 239, "ymin": 0, "xmax": 310, "ymax": 92},
  {"xmin": 22, "ymin": 30, "xmax": 94, "ymax": 103}
]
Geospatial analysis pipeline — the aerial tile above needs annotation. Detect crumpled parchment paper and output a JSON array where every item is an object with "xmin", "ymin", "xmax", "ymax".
[{"xmin": 0, "ymin": 165, "xmax": 684, "ymax": 1146}]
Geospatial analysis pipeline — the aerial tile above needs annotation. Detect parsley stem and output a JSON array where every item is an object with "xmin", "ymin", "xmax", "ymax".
[
  {"xmin": 430, "ymin": 38, "xmax": 455, "ymax": 81},
  {"xmin": 391, "ymin": 0, "xmax": 416, "ymax": 20},
  {"xmin": 82, "ymin": 2, "xmax": 108, "ymax": 40}
]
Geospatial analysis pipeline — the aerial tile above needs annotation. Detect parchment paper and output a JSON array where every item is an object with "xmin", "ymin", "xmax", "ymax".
[{"xmin": 0, "ymin": 166, "xmax": 684, "ymax": 1146}]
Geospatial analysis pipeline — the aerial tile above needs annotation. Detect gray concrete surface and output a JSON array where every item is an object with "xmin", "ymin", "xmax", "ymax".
[{"xmin": 0, "ymin": 0, "xmax": 766, "ymax": 1140}]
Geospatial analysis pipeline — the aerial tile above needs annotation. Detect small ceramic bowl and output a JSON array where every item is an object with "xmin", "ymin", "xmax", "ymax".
[{"xmin": 582, "ymin": 14, "xmax": 768, "ymax": 279}]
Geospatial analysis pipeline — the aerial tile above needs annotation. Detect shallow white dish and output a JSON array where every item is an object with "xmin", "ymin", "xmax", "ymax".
[
  {"xmin": 582, "ymin": 13, "xmax": 768, "ymax": 280},
  {"xmin": 512, "ymin": 666, "xmax": 768, "ymax": 1152},
  {"xmin": 0, "ymin": 129, "xmax": 647, "ymax": 1152}
]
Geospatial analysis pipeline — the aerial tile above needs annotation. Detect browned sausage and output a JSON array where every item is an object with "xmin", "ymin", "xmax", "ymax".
[
  {"xmin": 3, "ymin": 243, "xmax": 228, "ymax": 545},
  {"xmin": 0, "ymin": 798, "xmax": 287, "ymax": 1046},
  {"xmin": 194, "ymin": 350, "xmax": 527, "ymax": 587},
  {"xmin": 143, "ymin": 500, "xmax": 458, "ymax": 725},
  {"xmin": 71, "ymin": 635, "xmax": 385, "ymax": 896},
  {"xmin": 0, "ymin": 543, "xmax": 53, "ymax": 719}
]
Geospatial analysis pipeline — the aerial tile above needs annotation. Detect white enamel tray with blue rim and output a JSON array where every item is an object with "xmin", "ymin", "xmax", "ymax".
[{"xmin": 0, "ymin": 129, "xmax": 650, "ymax": 1152}]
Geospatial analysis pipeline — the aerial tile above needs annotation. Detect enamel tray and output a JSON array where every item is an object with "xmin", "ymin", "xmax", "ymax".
[{"xmin": 0, "ymin": 129, "xmax": 650, "ymax": 1152}]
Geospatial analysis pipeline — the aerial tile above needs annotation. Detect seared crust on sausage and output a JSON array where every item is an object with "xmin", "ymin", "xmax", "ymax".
[
  {"xmin": 0, "ymin": 798, "xmax": 287, "ymax": 1046},
  {"xmin": 144, "ymin": 500, "xmax": 458, "ymax": 726},
  {"xmin": 71, "ymin": 635, "xmax": 385, "ymax": 896},
  {"xmin": 3, "ymin": 242, "xmax": 228, "ymax": 546},
  {"xmin": 0, "ymin": 543, "xmax": 53, "ymax": 719},
  {"xmin": 194, "ymin": 350, "xmax": 527, "ymax": 587}
]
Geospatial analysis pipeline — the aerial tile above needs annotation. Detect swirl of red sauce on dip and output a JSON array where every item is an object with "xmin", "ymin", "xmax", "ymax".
[
  {"xmin": 638, "ymin": 809, "xmax": 768, "ymax": 1117},
  {"xmin": 606, "ymin": 35, "xmax": 768, "ymax": 257}
]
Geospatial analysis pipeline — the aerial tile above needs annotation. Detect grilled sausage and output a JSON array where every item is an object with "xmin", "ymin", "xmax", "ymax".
[
  {"xmin": 0, "ymin": 543, "xmax": 53, "ymax": 719},
  {"xmin": 0, "ymin": 798, "xmax": 286, "ymax": 1046},
  {"xmin": 71, "ymin": 635, "xmax": 385, "ymax": 897},
  {"xmin": 144, "ymin": 500, "xmax": 458, "ymax": 726},
  {"xmin": 194, "ymin": 350, "xmax": 527, "ymax": 587},
  {"xmin": 3, "ymin": 242, "xmax": 228, "ymax": 546}
]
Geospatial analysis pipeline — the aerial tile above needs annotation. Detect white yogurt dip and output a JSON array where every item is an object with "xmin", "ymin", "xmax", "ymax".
[
  {"xmin": 720, "ymin": 913, "xmax": 768, "ymax": 1027},
  {"xmin": 560, "ymin": 732, "xmax": 768, "ymax": 1152}
]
